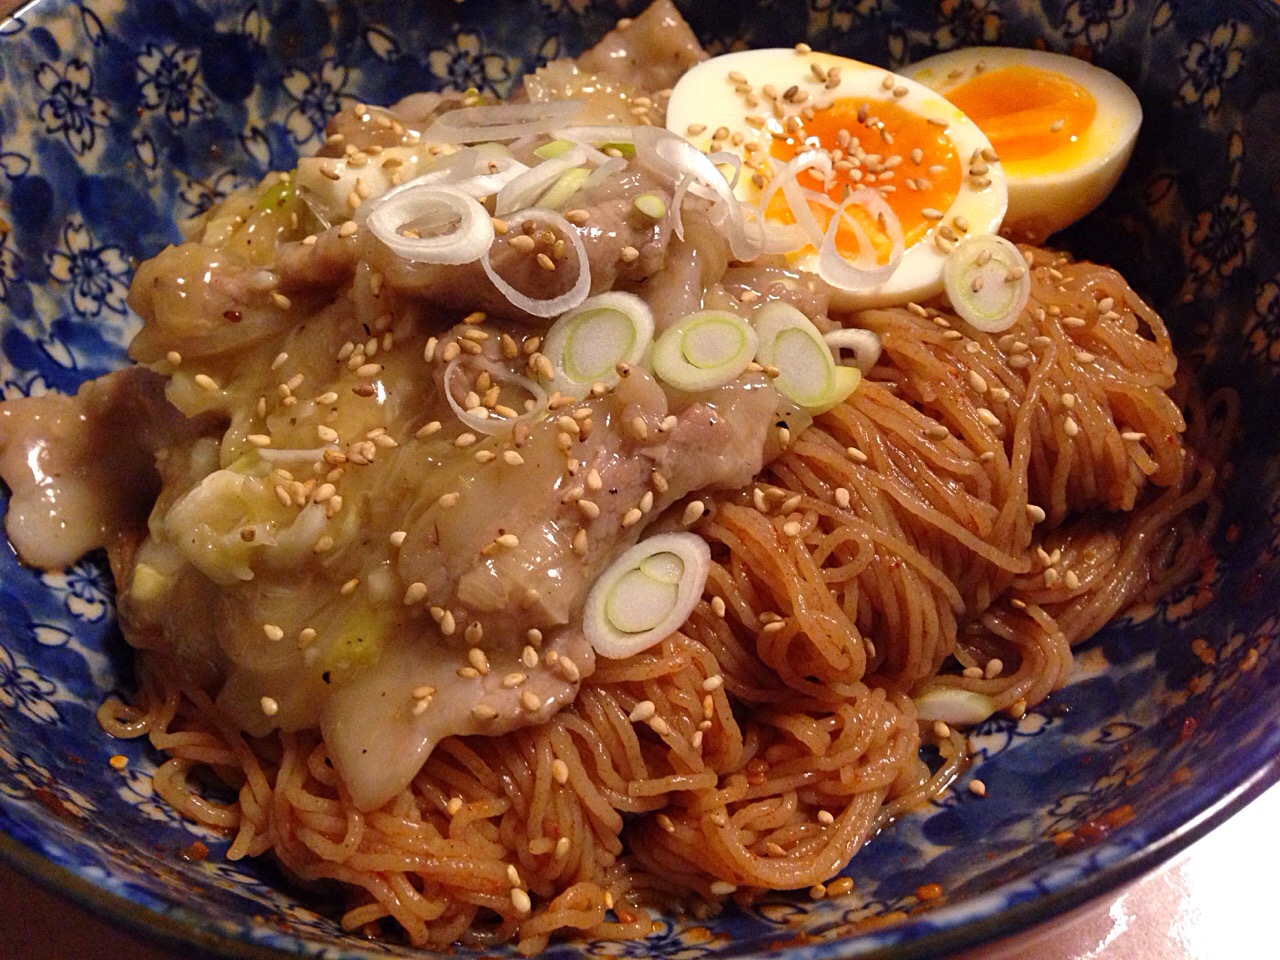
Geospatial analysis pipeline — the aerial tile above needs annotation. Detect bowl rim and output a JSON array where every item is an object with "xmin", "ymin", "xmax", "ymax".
[
  {"xmin": 2, "ymin": 0, "xmax": 1279, "ymax": 955},
  {"xmin": 3, "ymin": 753, "xmax": 1278, "ymax": 960}
]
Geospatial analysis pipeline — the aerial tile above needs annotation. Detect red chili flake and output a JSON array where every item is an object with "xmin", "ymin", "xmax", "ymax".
[
  {"xmin": 1178, "ymin": 716, "xmax": 1198, "ymax": 743},
  {"xmin": 1053, "ymin": 805, "xmax": 1134, "ymax": 855},
  {"xmin": 223, "ymin": 309, "xmax": 242, "ymax": 323},
  {"xmin": 32, "ymin": 788, "xmax": 73, "ymax": 819},
  {"xmin": 178, "ymin": 839, "xmax": 208, "ymax": 862},
  {"xmin": 1172, "ymin": 767, "xmax": 1193, "ymax": 785}
]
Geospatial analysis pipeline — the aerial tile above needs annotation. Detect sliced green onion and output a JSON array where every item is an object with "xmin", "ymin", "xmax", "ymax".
[
  {"xmin": 535, "ymin": 138, "xmax": 577, "ymax": 160},
  {"xmin": 634, "ymin": 193, "xmax": 667, "ymax": 219},
  {"xmin": 541, "ymin": 291, "xmax": 654, "ymax": 396},
  {"xmin": 943, "ymin": 234, "xmax": 1031, "ymax": 333},
  {"xmin": 913, "ymin": 687, "xmax": 998, "ymax": 726},
  {"xmin": 584, "ymin": 532, "xmax": 711, "ymax": 659},
  {"xmin": 652, "ymin": 310, "xmax": 757, "ymax": 392},
  {"xmin": 258, "ymin": 179, "xmax": 295, "ymax": 211},
  {"xmin": 537, "ymin": 166, "xmax": 592, "ymax": 210},
  {"xmin": 753, "ymin": 302, "xmax": 862, "ymax": 414}
]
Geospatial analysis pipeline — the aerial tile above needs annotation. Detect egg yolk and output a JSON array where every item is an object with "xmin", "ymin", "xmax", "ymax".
[
  {"xmin": 943, "ymin": 65, "xmax": 1096, "ymax": 166},
  {"xmin": 768, "ymin": 97, "xmax": 963, "ymax": 261}
]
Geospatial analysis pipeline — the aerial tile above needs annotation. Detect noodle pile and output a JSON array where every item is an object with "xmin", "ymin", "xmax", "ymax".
[{"xmin": 100, "ymin": 247, "xmax": 1215, "ymax": 953}]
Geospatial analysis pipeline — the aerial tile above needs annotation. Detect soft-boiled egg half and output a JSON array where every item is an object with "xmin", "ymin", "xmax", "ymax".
[
  {"xmin": 903, "ymin": 47, "xmax": 1142, "ymax": 242},
  {"xmin": 666, "ymin": 48, "xmax": 1008, "ymax": 308}
]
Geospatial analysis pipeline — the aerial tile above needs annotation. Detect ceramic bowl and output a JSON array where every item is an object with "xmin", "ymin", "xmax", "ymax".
[{"xmin": 1, "ymin": 1, "xmax": 1278, "ymax": 958}]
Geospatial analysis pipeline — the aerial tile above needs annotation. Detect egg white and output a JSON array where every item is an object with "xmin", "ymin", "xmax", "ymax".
[
  {"xmin": 903, "ymin": 47, "xmax": 1142, "ymax": 242},
  {"xmin": 666, "ymin": 48, "xmax": 1007, "ymax": 309}
]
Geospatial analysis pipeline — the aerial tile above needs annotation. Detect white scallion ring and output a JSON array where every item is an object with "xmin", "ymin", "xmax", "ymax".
[
  {"xmin": 823, "ymin": 327, "xmax": 883, "ymax": 373},
  {"xmin": 652, "ymin": 310, "xmax": 757, "ymax": 392},
  {"xmin": 443, "ymin": 356, "xmax": 548, "ymax": 436},
  {"xmin": 541, "ymin": 291, "xmax": 654, "ymax": 396},
  {"xmin": 365, "ymin": 185, "xmax": 494, "ymax": 265},
  {"xmin": 481, "ymin": 207, "xmax": 591, "ymax": 318},
  {"xmin": 754, "ymin": 301, "xmax": 862, "ymax": 414},
  {"xmin": 942, "ymin": 234, "xmax": 1031, "ymax": 333},
  {"xmin": 584, "ymin": 532, "xmax": 711, "ymax": 659}
]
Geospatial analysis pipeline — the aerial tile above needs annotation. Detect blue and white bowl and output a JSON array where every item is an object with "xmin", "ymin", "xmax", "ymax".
[{"xmin": 1, "ymin": 1, "xmax": 1278, "ymax": 958}]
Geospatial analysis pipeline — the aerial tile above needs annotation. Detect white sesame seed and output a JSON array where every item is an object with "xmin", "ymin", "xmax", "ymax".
[{"xmin": 510, "ymin": 888, "xmax": 532, "ymax": 914}]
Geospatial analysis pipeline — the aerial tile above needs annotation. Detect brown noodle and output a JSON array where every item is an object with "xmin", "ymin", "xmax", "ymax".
[{"xmin": 98, "ymin": 247, "xmax": 1218, "ymax": 953}]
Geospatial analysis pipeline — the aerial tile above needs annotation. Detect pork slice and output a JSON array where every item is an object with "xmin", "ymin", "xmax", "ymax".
[
  {"xmin": 127, "ymin": 242, "xmax": 296, "ymax": 363},
  {"xmin": 394, "ymin": 367, "xmax": 779, "ymax": 650},
  {"xmin": 371, "ymin": 167, "xmax": 674, "ymax": 324},
  {"xmin": 0, "ymin": 367, "xmax": 214, "ymax": 569},
  {"xmin": 275, "ymin": 223, "xmax": 363, "ymax": 294},
  {"xmin": 576, "ymin": 0, "xmax": 707, "ymax": 96}
]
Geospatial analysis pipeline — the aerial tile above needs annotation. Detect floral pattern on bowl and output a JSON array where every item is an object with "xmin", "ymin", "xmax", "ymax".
[{"xmin": 1, "ymin": 2, "xmax": 1279, "ymax": 958}]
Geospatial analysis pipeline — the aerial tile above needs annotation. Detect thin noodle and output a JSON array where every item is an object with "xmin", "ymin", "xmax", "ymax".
[{"xmin": 105, "ymin": 248, "xmax": 1222, "ymax": 952}]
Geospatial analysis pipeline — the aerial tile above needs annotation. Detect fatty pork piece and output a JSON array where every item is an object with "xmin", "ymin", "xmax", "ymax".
[
  {"xmin": 575, "ymin": 0, "xmax": 707, "ymax": 94},
  {"xmin": 0, "ymin": 367, "xmax": 217, "ymax": 569},
  {"xmin": 212, "ymin": 364, "xmax": 779, "ymax": 811},
  {"xmin": 526, "ymin": 0, "xmax": 706, "ymax": 126},
  {"xmin": 341, "ymin": 369, "xmax": 780, "ymax": 810}
]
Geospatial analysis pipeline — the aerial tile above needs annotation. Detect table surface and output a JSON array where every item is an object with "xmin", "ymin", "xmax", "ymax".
[{"xmin": 4, "ymin": 779, "xmax": 1277, "ymax": 959}]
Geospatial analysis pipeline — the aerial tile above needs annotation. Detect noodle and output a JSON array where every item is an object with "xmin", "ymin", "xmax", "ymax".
[{"xmin": 94, "ymin": 247, "xmax": 1216, "ymax": 953}]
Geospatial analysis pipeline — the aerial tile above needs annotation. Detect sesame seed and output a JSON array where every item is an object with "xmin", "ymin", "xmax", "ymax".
[
  {"xmin": 682, "ymin": 500, "xmax": 705, "ymax": 526},
  {"xmin": 472, "ymin": 704, "xmax": 498, "ymax": 721},
  {"xmin": 968, "ymin": 779, "xmax": 987, "ymax": 797},
  {"xmin": 559, "ymin": 656, "xmax": 581, "ymax": 683},
  {"xmin": 710, "ymin": 881, "xmax": 737, "ymax": 896},
  {"xmin": 193, "ymin": 373, "xmax": 219, "ymax": 392},
  {"xmin": 984, "ymin": 658, "xmax": 1003, "ymax": 679},
  {"xmin": 817, "ymin": 809, "xmax": 835, "ymax": 824},
  {"xmin": 629, "ymin": 700, "xmax": 657, "ymax": 722},
  {"xmin": 259, "ymin": 696, "xmax": 280, "ymax": 717},
  {"xmin": 509, "ymin": 887, "xmax": 532, "ymax": 914},
  {"xmin": 463, "ymin": 647, "xmax": 488, "ymax": 677},
  {"xmin": 1026, "ymin": 504, "xmax": 1046, "ymax": 523},
  {"xmin": 621, "ymin": 507, "xmax": 643, "ymax": 527},
  {"xmin": 551, "ymin": 759, "xmax": 569, "ymax": 784}
]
